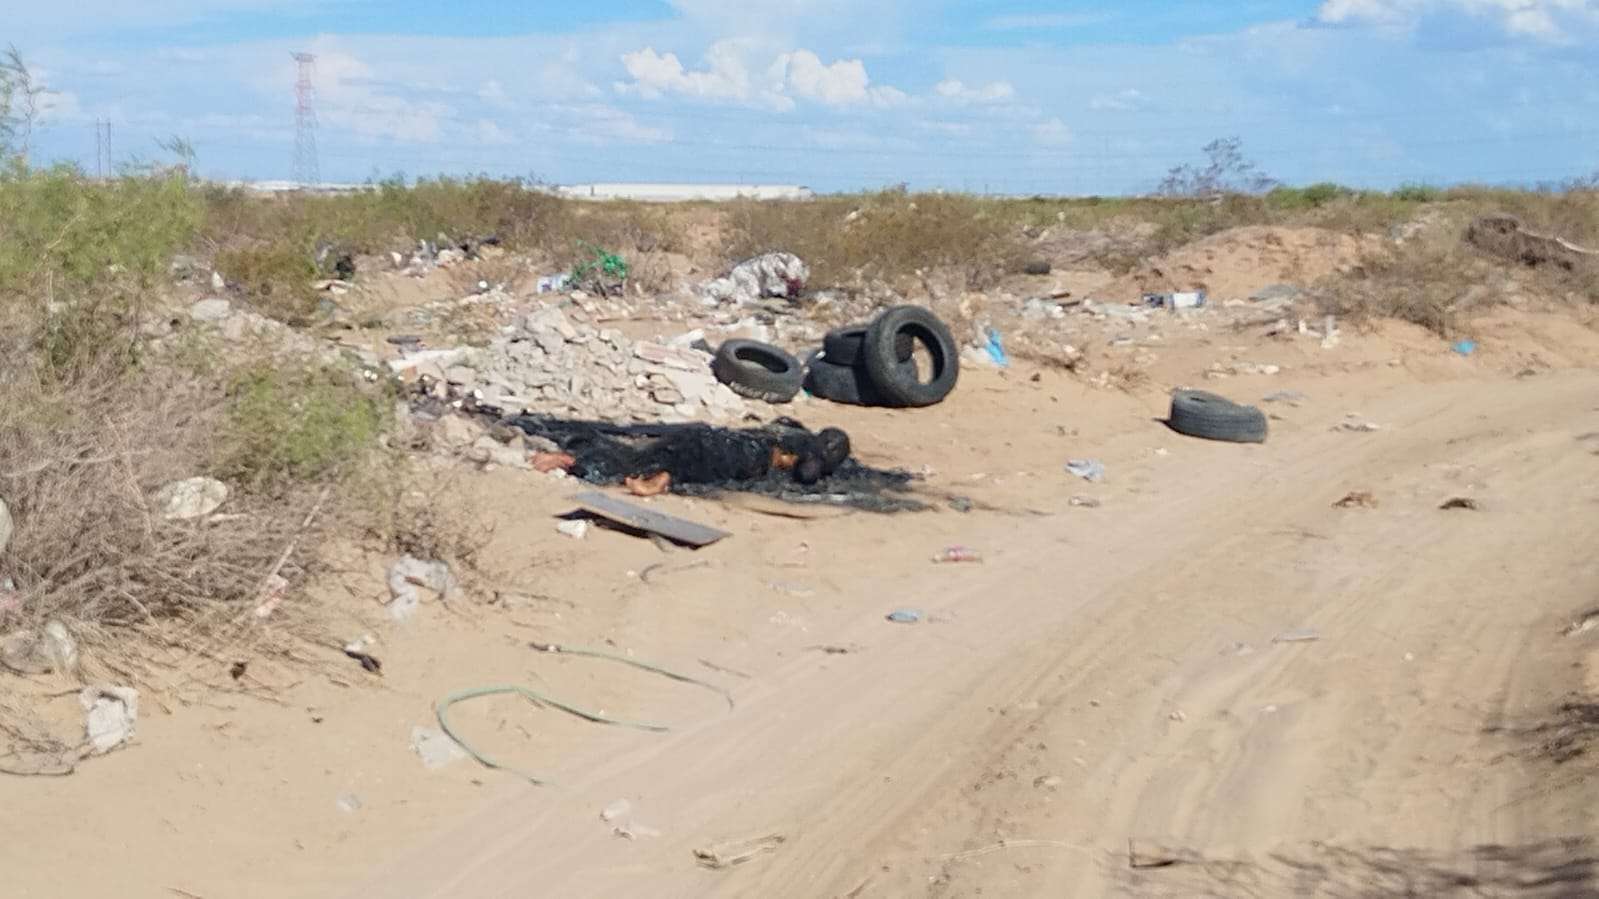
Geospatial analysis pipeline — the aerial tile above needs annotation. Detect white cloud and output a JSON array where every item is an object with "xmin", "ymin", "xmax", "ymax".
[
  {"xmin": 1032, "ymin": 118, "xmax": 1074, "ymax": 146},
  {"xmin": 771, "ymin": 50, "xmax": 906, "ymax": 107},
  {"xmin": 618, "ymin": 41, "xmax": 905, "ymax": 109},
  {"xmin": 933, "ymin": 78, "xmax": 1016, "ymax": 104},
  {"xmin": 983, "ymin": 12, "xmax": 1114, "ymax": 30},
  {"xmin": 1089, "ymin": 88, "xmax": 1148, "ymax": 111},
  {"xmin": 1316, "ymin": 0, "xmax": 1599, "ymax": 41},
  {"xmin": 618, "ymin": 41, "xmax": 789, "ymax": 109},
  {"xmin": 306, "ymin": 51, "xmax": 450, "ymax": 144},
  {"xmin": 475, "ymin": 119, "xmax": 514, "ymax": 146}
]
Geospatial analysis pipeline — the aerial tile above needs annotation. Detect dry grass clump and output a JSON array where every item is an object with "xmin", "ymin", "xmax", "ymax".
[
  {"xmin": 0, "ymin": 358, "xmax": 333, "ymax": 676},
  {"xmin": 723, "ymin": 189, "xmax": 1026, "ymax": 291}
]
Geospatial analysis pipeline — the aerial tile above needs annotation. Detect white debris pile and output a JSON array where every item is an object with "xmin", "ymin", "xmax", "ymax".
[
  {"xmin": 700, "ymin": 252, "xmax": 809, "ymax": 306},
  {"xmin": 398, "ymin": 303, "xmax": 752, "ymax": 424}
]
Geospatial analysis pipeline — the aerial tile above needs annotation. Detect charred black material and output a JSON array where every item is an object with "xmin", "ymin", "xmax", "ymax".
[{"xmin": 504, "ymin": 415, "xmax": 921, "ymax": 512}]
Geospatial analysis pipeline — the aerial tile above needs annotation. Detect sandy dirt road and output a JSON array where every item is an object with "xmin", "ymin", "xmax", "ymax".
[{"xmin": 349, "ymin": 369, "xmax": 1599, "ymax": 898}]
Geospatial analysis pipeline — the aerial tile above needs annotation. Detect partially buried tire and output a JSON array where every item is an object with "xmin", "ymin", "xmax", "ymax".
[
  {"xmin": 822, "ymin": 324, "xmax": 914, "ymax": 368},
  {"xmin": 1168, "ymin": 389, "xmax": 1268, "ymax": 443},
  {"xmin": 712, "ymin": 339, "xmax": 804, "ymax": 404},
  {"xmin": 860, "ymin": 305, "xmax": 959, "ymax": 408}
]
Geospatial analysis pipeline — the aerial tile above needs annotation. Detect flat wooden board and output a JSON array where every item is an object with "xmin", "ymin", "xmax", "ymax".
[{"xmin": 567, "ymin": 491, "xmax": 731, "ymax": 548}]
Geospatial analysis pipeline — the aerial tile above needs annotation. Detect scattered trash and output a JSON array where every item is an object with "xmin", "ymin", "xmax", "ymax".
[
  {"xmin": 80, "ymin": 685, "xmax": 139, "ymax": 754},
  {"xmin": 1335, "ymin": 417, "xmax": 1382, "ymax": 433},
  {"xmin": 1273, "ymin": 628, "xmax": 1322, "ymax": 644},
  {"xmin": 948, "ymin": 496, "xmax": 974, "ymax": 513},
  {"xmin": 1069, "ymin": 495, "xmax": 1101, "ymax": 508},
  {"xmin": 31, "ymin": 620, "xmax": 80, "ymax": 681},
  {"xmin": 1249, "ymin": 283, "xmax": 1303, "ymax": 303},
  {"xmin": 984, "ymin": 327, "xmax": 1010, "ymax": 368},
  {"xmin": 336, "ymin": 793, "xmax": 363, "ymax": 814},
  {"xmin": 342, "ymin": 636, "xmax": 382, "ymax": 674},
  {"xmin": 1143, "ymin": 290, "xmax": 1206, "ymax": 310},
  {"xmin": 1333, "ymin": 491, "xmax": 1378, "ymax": 509},
  {"xmin": 536, "ymin": 273, "xmax": 572, "ymax": 294},
  {"xmin": 556, "ymin": 519, "xmax": 591, "ymax": 540},
  {"xmin": 155, "ymin": 476, "xmax": 229, "ymax": 521},
  {"xmin": 1452, "ymin": 340, "xmax": 1478, "ymax": 356},
  {"xmin": 566, "ymin": 491, "xmax": 730, "ymax": 548},
  {"xmin": 0, "ymin": 629, "xmax": 51, "ymax": 675},
  {"xmin": 1564, "ymin": 612, "xmax": 1599, "ymax": 637},
  {"xmin": 409, "ymin": 725, "xmax": 468, "ymax": 771},
  {"xmin": 886, "ymin": 608, "xmax": 925, "ymax": 624},
  {"xmin": 385, "ymin": 555, "xmax": 458, "ymax": 622},
  {"xmin": 694, "ymin": 834, "xmax": 787, "ymax": 869},
  {"xmin": 1440, "ymin": 497, "xmax": 1481, "ymax": 511},
  {"xmin": 1169, "ymin": 710, "xmax": 1188, "ymax": 722},
  {"xmin": 600, "ymin": 799, "xmax": 633, "ymax": 823},
  {"xmin": 1262, "ymin": 390, "xmax": 1308, "ymax": 406},
  {"xmin": 1034, "ymin": 774, "xmax": 1063, "ymax": 789},
  {"xmin": 436, "ymin": 644, "xmax": 732, "ymax": 784},
  {"xmin": 932, "ymin": 546, "xmax": 983, "ymax": 564},
  {"xmin": 807, "ymin": 644, "xmax": 860, "ymax": 655},
  {"xmin": 1127, "ymin": 838, "xmax": 1199, "ymax": 870},
  {"xmin": 253, "ymin": 573, "xmax": 290, "ymax": 620},
  {"xmin": 1168, "ymin": 390, "xmax": 1268, "ymax": 444},
  {"xmin": 569, "ymin": 244, "xmax": 629, "ymax": 295},
  {"xmin": 1065, "ymin": 459, "xmax": 1106, "ymax": 483},
  {"xmin": 700, "ymin": 252, "xmax": 808, "ymax": 305},
  {"xmin": 0, "ymin": 495, "xmax": 10, "ymax": 555},
  {"xmin": 614, "ymin": 821, "xmax": 662, "ymax": 841}
]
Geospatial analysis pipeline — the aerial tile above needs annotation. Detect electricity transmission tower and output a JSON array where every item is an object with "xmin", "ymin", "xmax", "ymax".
[
  {"xmin": 94, "ymin": 119, "xmax": 110, "ymax": 178},
  {"xmin": 292, "ymin": 52, "xmax": 320, "ymax": 187}
]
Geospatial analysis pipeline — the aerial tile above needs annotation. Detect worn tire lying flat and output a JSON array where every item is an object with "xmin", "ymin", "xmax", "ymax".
[
  {"xmin": 822, "ymin": 325, "xmax": 913, "ymax": 368},
  {"xmin": 862, "ymin": 305, "xmax": 960, "ymax": 408},
  {"xmin": 712, "ymin": 339, "xmax": 804, "ymax": 404},
  {"xmin": 1168, "ymin": 389, "xmax": 1268, "ymax": 443}
]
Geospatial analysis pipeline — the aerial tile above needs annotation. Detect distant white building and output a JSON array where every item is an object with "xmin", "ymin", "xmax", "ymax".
[{"xmin": 555, "ymin": 183, "xmax": 814, "ymax": 202}]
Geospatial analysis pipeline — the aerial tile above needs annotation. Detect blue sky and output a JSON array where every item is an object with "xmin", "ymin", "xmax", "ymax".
[{"xmin": 13, "ymin": 0, "xmax": 1599, "ymax": 194}]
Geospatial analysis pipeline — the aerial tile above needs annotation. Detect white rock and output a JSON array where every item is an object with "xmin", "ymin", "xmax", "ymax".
[
  {"xmin": 156, "ymin": 477, "xmax": 229, "ymax": 521},
  {"xmin": 409, "ymin": 726, "xmax": 467, "ymax": 770},
  {"xmin": 0, "ymin": 496, "xmax": 11, "ymax": 555},
  {"xmin": 557, "ymin": 520, "xmax": 591, "ymax": 540},
  {"xmin": 210, "ymin": 271, "xmax": 225, "ymax": 291},
  {"xmin": 189, "ymin": 298, "xmax": 232, "ymax": 323},
  {"xmin": 81, "ymin": 685, "xmax": 139, "ymax": 754}
]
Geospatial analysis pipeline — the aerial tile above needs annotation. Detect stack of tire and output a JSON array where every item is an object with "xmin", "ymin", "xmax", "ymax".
[
  {"xmin": 709, "ymin": 305, "xmax": 961, "ymax": 409},
  {"xmin": 805, "ymin": 305, "xmax": 960, "ymax": 408}
]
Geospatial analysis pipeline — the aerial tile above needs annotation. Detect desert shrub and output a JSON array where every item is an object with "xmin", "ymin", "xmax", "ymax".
[
  {"xmin": 216, "ymin": 364, "xmax": 390, "ymax": 489},
  {"xmin": 213, "ymin": 244, "xmax": 320, "ymax": 324},
  {"xmin": 723, "ymin": 189, "xmax": 1024, "ymax": 289},
  {"xmin": 1393, "ymin": 183, "xmax": 1442, "ymax": 203}
]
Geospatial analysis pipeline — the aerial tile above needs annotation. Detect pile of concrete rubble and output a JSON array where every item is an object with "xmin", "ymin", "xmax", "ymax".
[{"xmin": 392, "ymin": 304, "xmax": 752, "ymax": 424}]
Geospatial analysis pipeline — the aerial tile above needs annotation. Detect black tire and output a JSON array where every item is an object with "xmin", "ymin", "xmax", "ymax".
[
  {"xmin": 823, "ymin": 325, "xmax": 913, "ymax": 367},
  {"xmin": 1022, "ymin": 259, "xmax": 1052, "ymax": 276},
  {"xmin": 1168, "ymin": 390, "xmax": 1268, "ymax": 443},
  {"xmin": 861, "ymin": 306, "xmax": 959, "ymax": 408},
  {"xmin": 712, "ymin": 339, "xmax": 804, "ymax": 404},
  {"xmin": 803, "ymin": 358, "xmax": 882, "ymax": 406}
]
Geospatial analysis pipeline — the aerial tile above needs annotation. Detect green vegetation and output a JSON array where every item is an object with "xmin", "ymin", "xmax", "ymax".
[{"xmin": 218, "ymin": 364, "xmax": 391, "ymax": 489}]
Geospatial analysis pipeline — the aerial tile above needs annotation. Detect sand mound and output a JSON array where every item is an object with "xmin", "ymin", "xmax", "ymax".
[{"xmin": 1104, "ymin": 225, "xmax": 1377, "ymax": 302}]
